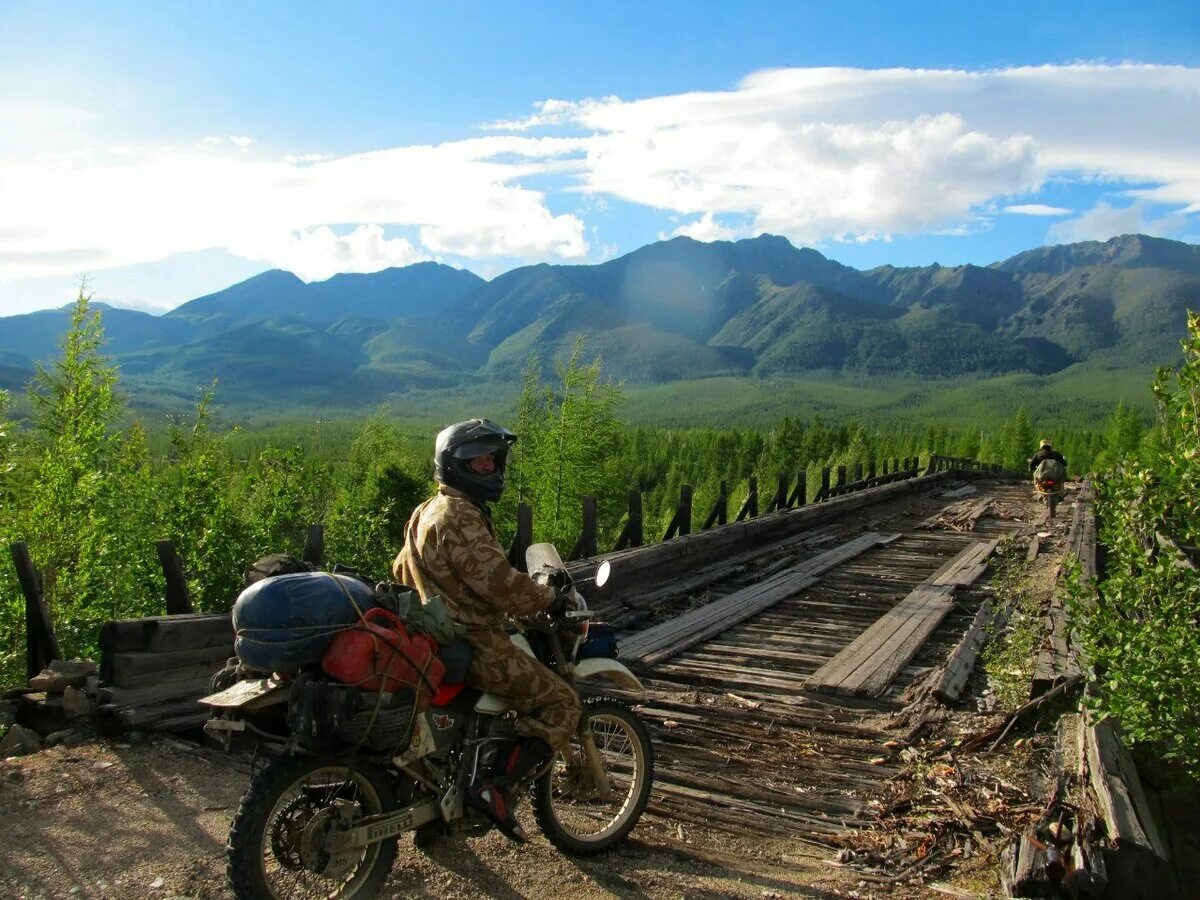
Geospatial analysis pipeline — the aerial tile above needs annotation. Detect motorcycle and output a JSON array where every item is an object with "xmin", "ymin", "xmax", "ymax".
[
  {"xmin": 200, "ymin": 544, "xmax": 654, "ymax": 900},
  {"xmin": 1034, "ymin": 475, "xmax": 1064, "ymax": 519}
]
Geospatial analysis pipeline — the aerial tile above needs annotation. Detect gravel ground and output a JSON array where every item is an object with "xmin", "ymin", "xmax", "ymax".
[{"xmin": 0, "ymin": 738, "xmax": 869, "ymax": 900}]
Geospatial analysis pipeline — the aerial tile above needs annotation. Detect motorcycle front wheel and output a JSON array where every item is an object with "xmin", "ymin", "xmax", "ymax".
[
  {"xmin": 226, "ymin": 754, "xmax": 397, "ymax": 900},
  {"xmin": 531, "ymin": 697, "xmax": 654, "ymax": 856}
]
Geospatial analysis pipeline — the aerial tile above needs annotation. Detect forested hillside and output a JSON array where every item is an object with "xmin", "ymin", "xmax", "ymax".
[
  {"xmin": 0, "ymin": 234, "xmax": 1196, "ymax": 416},
  {"xmin": 0, "ymin": 297, "xmax": 1153, "ymax": 690}
]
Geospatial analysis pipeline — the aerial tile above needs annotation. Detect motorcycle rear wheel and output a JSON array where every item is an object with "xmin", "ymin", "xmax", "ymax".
[
  {"xmin": 531, "ymin": 698, "xmax": 654, "ymax": 856},
  {"xmin": 227, "ymin": 754, "xmax": 397, "ymax": 900}
]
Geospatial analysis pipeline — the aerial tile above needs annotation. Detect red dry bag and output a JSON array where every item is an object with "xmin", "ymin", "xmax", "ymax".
[{"xmin": 321, "ymin": 607, "xmax": 445, "ymax": 695}]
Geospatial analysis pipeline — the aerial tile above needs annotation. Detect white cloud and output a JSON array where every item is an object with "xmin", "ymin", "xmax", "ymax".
[
  {"xmin": 1003, "ymin": 204, "xmax": 1072, "ymax": 216},
  {"xmin": 0, "ymin": 136, "xmax": 589, "ymax": 281},
  {"xmin": 666, "ymin": 212, "xmax": 739, "ymax": 242},
  {"xmin": 232, "ymin": 224, "xmax": 427, "ymax": 281},
  {"xmin": 499, "ymin": 63, "xmax": 1199, "ymax": 244},
  {"xmin": 3, "ymin": 63, "xmax": 1197, "ymax": 293},
  {"xmin": 1046, "ymin": 200, "xmax": 1189, "ymax": 244}
]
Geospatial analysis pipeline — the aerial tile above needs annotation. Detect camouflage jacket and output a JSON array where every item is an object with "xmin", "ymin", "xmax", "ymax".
[{"xmin": 392, "ymin": 485, "xmax": 555, "ymax": 632}]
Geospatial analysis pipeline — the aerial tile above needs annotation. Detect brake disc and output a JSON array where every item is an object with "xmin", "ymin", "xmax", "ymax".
[{"xmin": 299, "ymin": 800, "xmax": 361, "ymax": 879}]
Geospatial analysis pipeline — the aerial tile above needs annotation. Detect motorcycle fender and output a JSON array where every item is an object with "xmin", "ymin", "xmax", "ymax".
[
  {"xmin": 392, "ymin": 714, "xmax": 436, "ymax": 766},
  {"xmin": 572, "ymin": 658, "xmax": 645, "ymax": 694},
  {"xmin": 198, "ymin": 677, "xmax": 288, "ymax": 709}
]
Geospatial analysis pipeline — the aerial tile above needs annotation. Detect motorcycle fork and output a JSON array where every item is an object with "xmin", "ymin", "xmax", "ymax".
[{"xmin": 575, "ymin": 711, "xmax": 615, "ymax": 802}]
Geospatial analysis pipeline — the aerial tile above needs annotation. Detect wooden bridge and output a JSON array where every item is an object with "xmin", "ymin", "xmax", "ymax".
[{"xmin": 10, "ymin": 456, "xmax": 1023, "ymax": 831}]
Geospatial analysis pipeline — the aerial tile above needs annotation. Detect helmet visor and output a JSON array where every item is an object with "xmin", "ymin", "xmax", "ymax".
[{"xmin": 450, "ymin": 437, "xmax": 514, "ymax": 460}]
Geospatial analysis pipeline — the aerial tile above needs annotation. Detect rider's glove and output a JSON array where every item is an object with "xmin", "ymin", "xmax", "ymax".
[{"xmin": 548, "ymin": 587, "xmax": 579, "ymax": 616}]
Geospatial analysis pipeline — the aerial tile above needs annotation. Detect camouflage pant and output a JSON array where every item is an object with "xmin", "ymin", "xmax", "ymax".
[{"xmin": 466, "ymin": 629, "xmax": 582, "ymax": 751}]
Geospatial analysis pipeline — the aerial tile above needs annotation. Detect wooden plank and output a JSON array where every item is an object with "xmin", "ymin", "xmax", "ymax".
[
  {"xmin": 99, "ymin": 676, "xmax": 216, "ymax": 708},
  {"xmin": 932, "ymin": 599, "xmax": 999, "ymax": 702},
  {"xmin": 806, "ymin": 584, "xmax": 956, "ymax": 696},
  {"xmin": 110, "ymin": 644, "xmax": 233, "ymax": 680},
  {"xmin": 1085, "ymin": 716, "xmax": 1170, "ymax": 860},
  {"xmin": 855, "ymin": 588, "xmax": 957, "ymax": 696},
  {"xmin": 145, "ymin": 615, "xmax": 234, "ymax": 652},
  {"xmin": 794, "ymin": 532, "xmax": 896, "ymax": 576},
  {"xmin": 108, "ymin": 661, "xmax": 226, "ymax": 690},
  {"xmin": 621, "ymin": 532, "xmax": 894, "ymax": 665},
  {"xmin": 621, "ymin": 571, "xmax": 818, "ymax": 662}
]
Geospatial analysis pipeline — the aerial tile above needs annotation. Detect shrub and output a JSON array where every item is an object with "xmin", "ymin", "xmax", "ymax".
[{"xmin": 1072, "ymin": 311, "xmax": 1200, "ymax": 777}]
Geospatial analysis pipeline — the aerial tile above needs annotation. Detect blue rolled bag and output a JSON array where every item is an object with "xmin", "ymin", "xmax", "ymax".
[{"xmin": 233, "ymin": 571, "xmax": 378, "ymax": 672}]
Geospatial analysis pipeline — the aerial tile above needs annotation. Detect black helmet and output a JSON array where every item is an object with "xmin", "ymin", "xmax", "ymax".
[{"xmin": 434, "ymin": 418, "xmax": 517, "ymax": 503}]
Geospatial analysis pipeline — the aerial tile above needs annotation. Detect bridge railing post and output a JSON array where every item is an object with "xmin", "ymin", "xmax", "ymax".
[
  {"xmin": 702, "ymin": 481, "xmax": 728, "ymax": 530},
  {"xmin": 11, "ymin": 542, "xmax": 61, "ymax": 680},
  {"xmin": 787, "ymin": 471, "xmax": 807, "ymax": 508},
  {"xmin": 155, "ymin": 540, "xmax": 194, "ymax": 615},
  {"xmin": 569, "ymin": 495, "xmax": 598, "ymax": 560},
  {"xmin": 507, "ymin": 502, "xmax": 533, "ymax": 569},
  {"xmin": 302, "ymin": 524, "xmax": 325, "ymax": 567},
  {"xmin": 735, "ymin": 476, "xmax": 758, "ymax": 521}
]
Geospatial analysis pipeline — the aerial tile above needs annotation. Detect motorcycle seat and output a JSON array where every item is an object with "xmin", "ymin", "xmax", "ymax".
[{"xmin": 438, "ymin": 639, "xmax": 473, "ymax": 685}]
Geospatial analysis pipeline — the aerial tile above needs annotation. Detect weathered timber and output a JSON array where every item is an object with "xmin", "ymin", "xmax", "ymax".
[
  {"xmin": 11, "ymin": 542, "xmax": 61, "ymax": 681},
  {"xmin": 1083, "ymin": 713, "xmax": 1170, "ymax": 860},
  {"xmin": 734, "ymin": 476, "xmax": 758, "ymax": 522},
  {"xmin": 807, "ymin": 537, "xmax": 1006, "ymax": 697},
  {"xmin": 108, "ymin": 644, "xmax": 234, "ymax": 680},
  {"xmin": 301, "ymin": 524, "xmax": 325, "ymax": 566},
  {"xmin": 765, "ymin": 472, "xmax": 789, "ymax": 513},
  {"xmin": 507, "ymin": 502, "xmax": 533, "ymax": 569},
  {"xmin": 621, "ymin": 571, "xmax": 819, "ymax": 667},
  {"xmin": 662, "ymin": 484, "xmax": 694, "ymax": 540},
  {"xmin": 155, "ymin": 540, "xmax": 194, "ymax": 615},
  {"xmin": 108, "ymin": 661, "xmax": 226, "ymax": 691},
  {"xmin": 928, "ymin": 535, "xmax": 1005, "ymax": 587},
  {"xmin": 100, "ymin": 613, "xmax": 231, "ymax": 657},
  {"xmin": 621, "ymin": 532, "xmax": 896, "ymax": 668},
  {"xmin": 817, "ymin": 467, "xmax": 830, "ymax": 501},
  {"xmin": 931, "ymin": 598, "xmax": 1003, "ymax": 702},
  {"xmin": 569, "ymin": 495, "xmax": 598, "ymax": 560},
  {"xmin": 701, "ymin": 481, "xmax": 728, "ymax": 530},
  {"xmin": 807, "ymin": 537, "xmax": 1005, "ymax": 698},
  {"xmin": 580, "ymin": 471, "xmax": 945, "ymax": 606},
  {"xmin": 787, "ymin": 471, "xmax": 807, "ymax": 508},
  {"xmin": 98, "ymin": 676, "xmax": 216, "ymax": 707}
]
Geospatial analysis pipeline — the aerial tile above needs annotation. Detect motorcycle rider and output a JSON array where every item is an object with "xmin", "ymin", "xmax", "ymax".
[
  {"xmin": 392, "ymin": 418, "xmax": 582, "ymax": 844},
  {"xmin": 1028, "ymin": 438, "xmax": 1067, "ymax": 474}
]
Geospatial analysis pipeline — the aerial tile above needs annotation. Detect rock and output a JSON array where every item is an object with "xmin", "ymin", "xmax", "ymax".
[
  {"xmin": 28, "ymin": 659, "xmax": 98, "ymax": 692},
  {"xmin": 150, "ymin": 876, "xmax": 165, "ymax": 889},
  {"xmin": 0, "ymin": 724, "xmax": 43, "ymax": 757},
  {"xmin": 44, "ymin": 729, "xmax": 75, "ymax": 747},
  {"xmin": 63, "ymin": 685, "xmax": 92, "ymax": 718}
]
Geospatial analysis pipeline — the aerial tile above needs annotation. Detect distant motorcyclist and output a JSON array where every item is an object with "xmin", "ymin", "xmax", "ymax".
[
  {"xmin": 1028, "ymin": 439, "xmax": 1067, "ymax": 475},
  {"xmin": 392, "ymin": 418, "xmax": 582, "ymax": 843}
]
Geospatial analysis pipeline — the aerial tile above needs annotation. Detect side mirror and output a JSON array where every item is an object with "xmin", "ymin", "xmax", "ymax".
[{"xmin": 594, "ymin": 560, "xmax": 612, "ymax": 589}]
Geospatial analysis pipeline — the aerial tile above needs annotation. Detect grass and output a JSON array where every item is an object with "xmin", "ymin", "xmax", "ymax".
[{"xmin": 982, "ymin": 544, "xmax": 1048, "ymax": 711}]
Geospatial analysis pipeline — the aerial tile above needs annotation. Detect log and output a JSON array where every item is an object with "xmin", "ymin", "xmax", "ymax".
[
  {"xmin": 11, "ymin": 542, "xmax": 61, "ymax": 680},
  {"xmin": 107, "ymin": 660, "xmax": 229, "ymax": 691},
  {"xmin": 156, "ymin": 540, "xmax": 194, "ymax": 615},
  {"xmin": 108, "ymin": 644, "xmax": 234, "ymax": 680},
  {"xmin": 1084, "ymin": 715, "xmax": 1169, "ymax": 860},
  {"xmin": 932, "ymin": 599, "xmax": 1000, "ymax": 703},
  {"xmin": 302, "ymin": 524, "xmax": 325, "ymax": 566}
]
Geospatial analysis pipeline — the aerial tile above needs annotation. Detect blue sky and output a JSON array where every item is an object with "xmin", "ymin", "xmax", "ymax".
[{"xmin": 1, "ymin": 0, "xmax": 1198, "ymax": 315}]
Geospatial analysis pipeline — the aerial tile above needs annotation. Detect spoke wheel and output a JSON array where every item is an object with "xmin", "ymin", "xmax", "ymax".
[
  {"xmin": 227, "ymin": 754, "xmax": 397, "ymax": 900},
  {"xmin": 531, "ymin": 698, "xmax": 653, "ymax": 856}
]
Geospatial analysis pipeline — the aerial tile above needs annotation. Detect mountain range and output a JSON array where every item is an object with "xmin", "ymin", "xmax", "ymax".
[{"xmin": 1, "ymin": 233, "xmax": 1198, "ymax": 408}]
